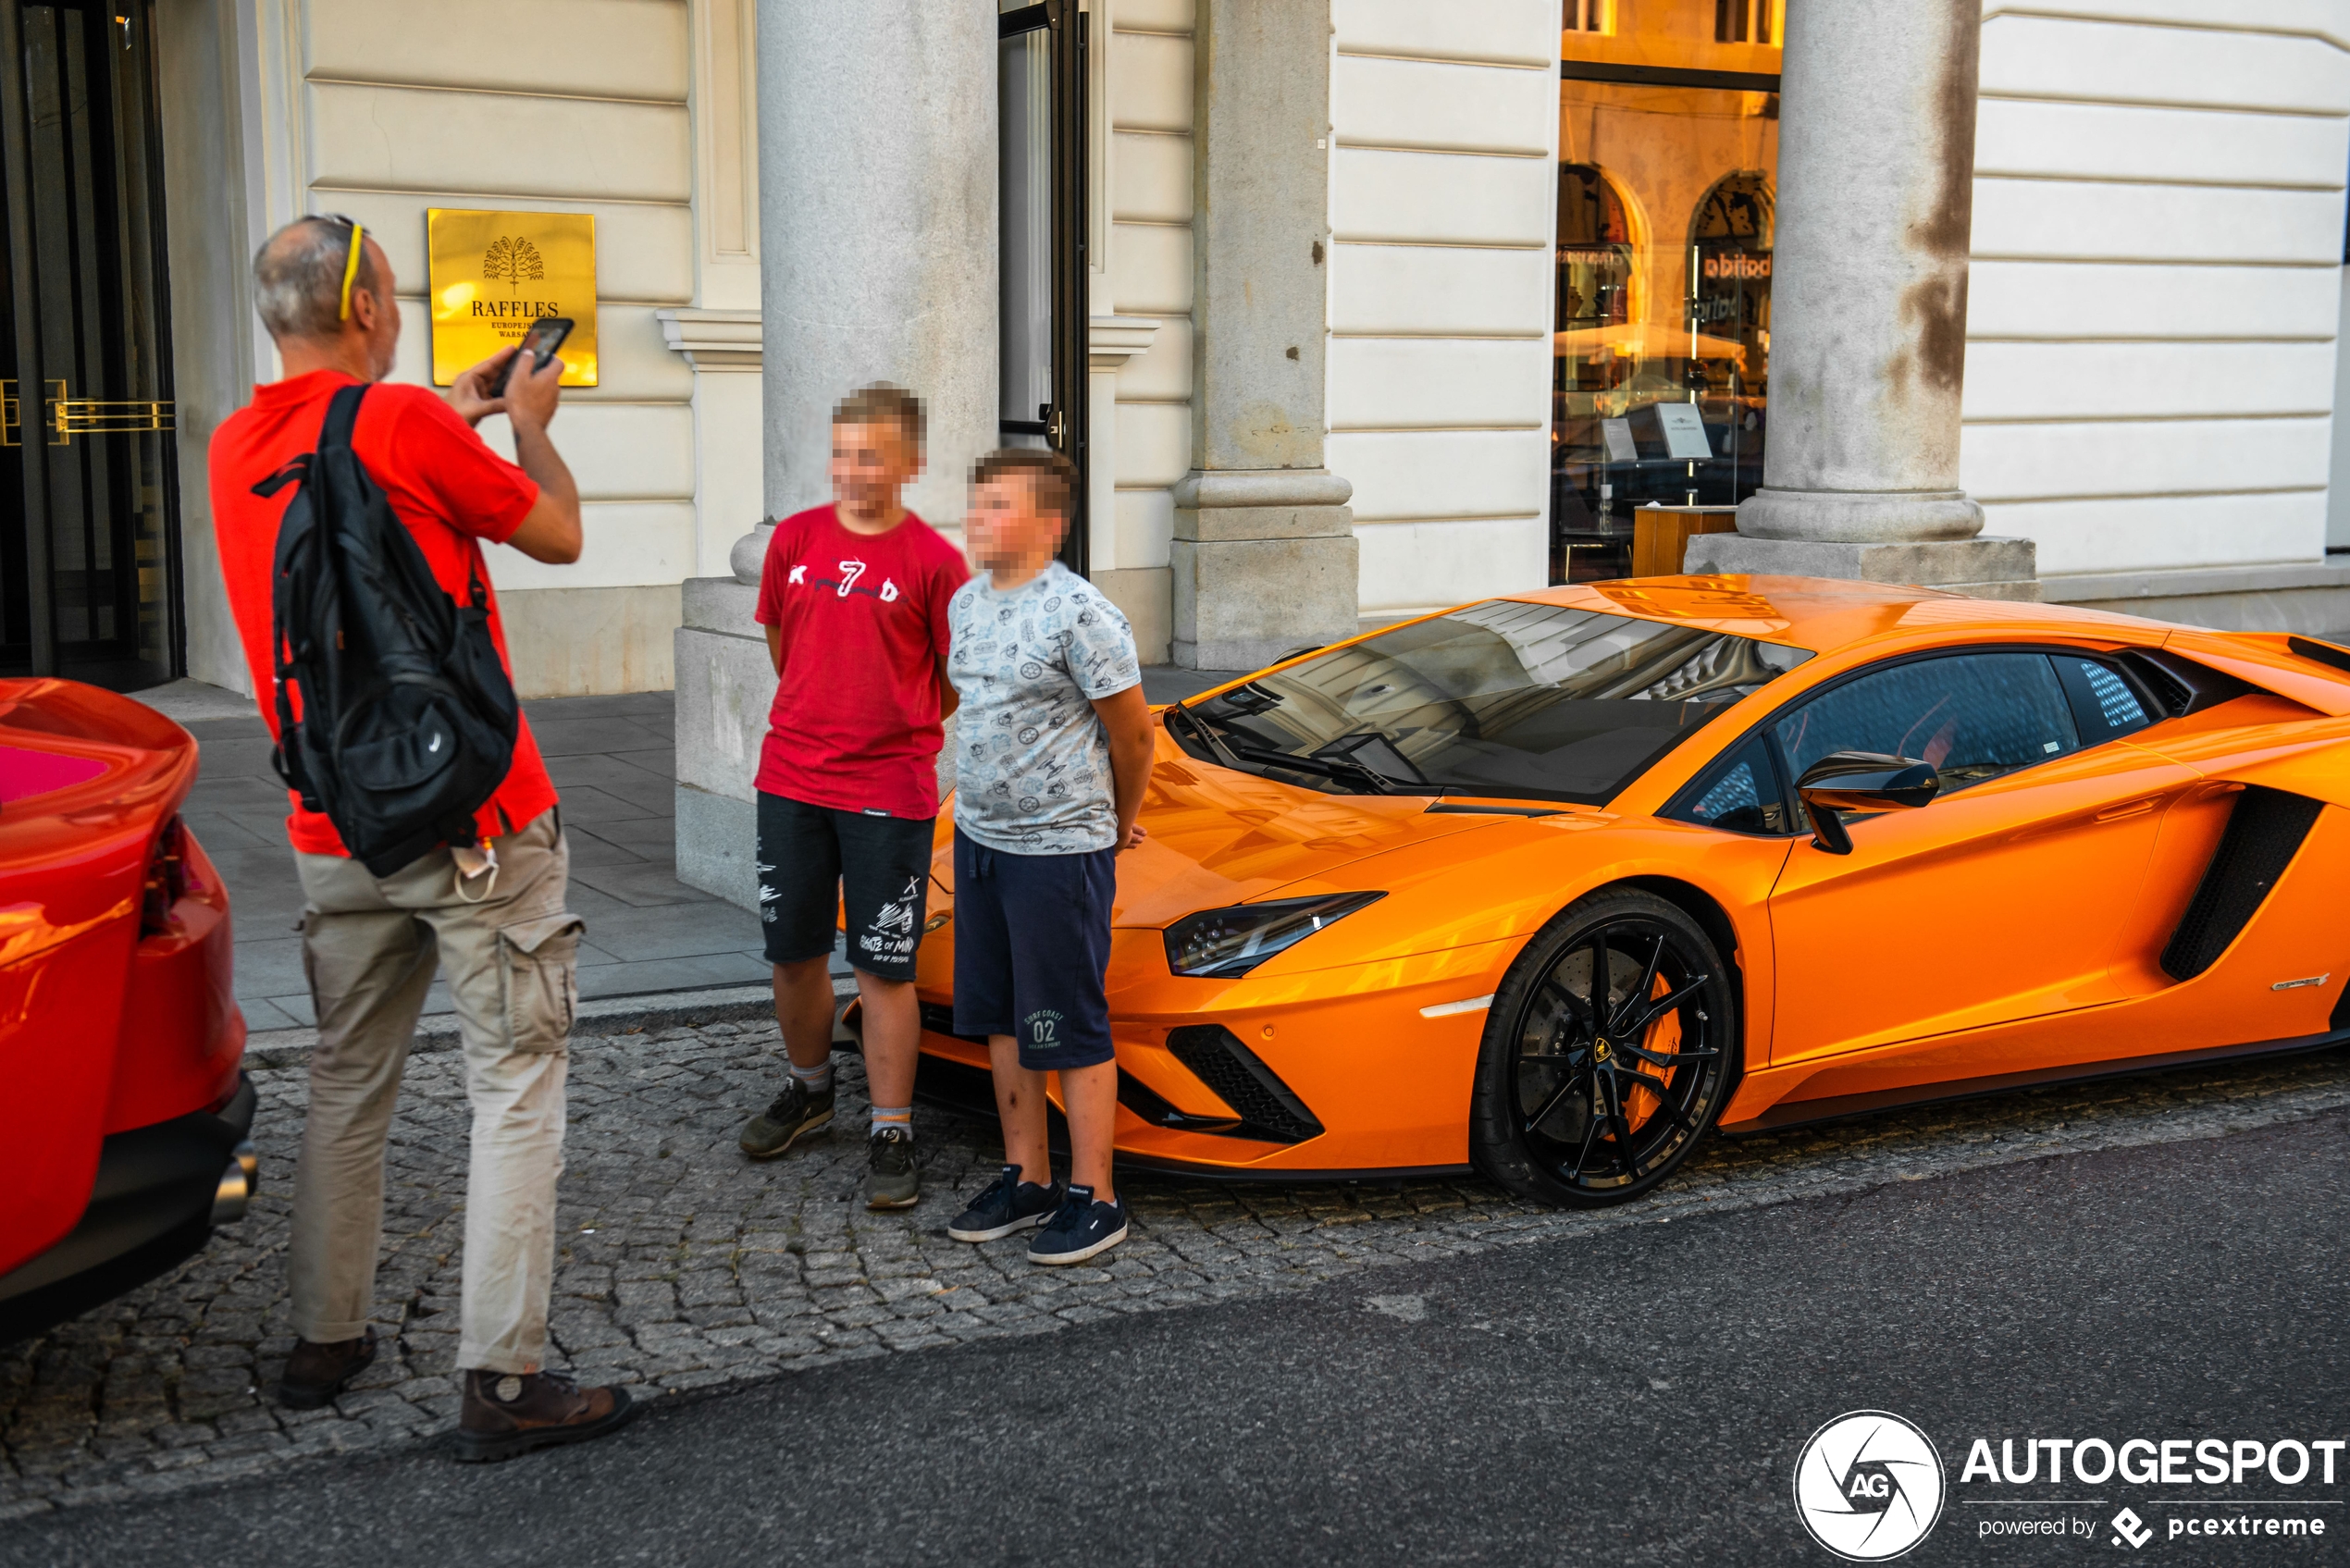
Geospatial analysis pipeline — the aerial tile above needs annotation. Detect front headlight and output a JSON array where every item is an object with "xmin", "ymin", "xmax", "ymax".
[{"xmin": 1162, "ymin": 892, "xmax": 1387, "ymax": 979}]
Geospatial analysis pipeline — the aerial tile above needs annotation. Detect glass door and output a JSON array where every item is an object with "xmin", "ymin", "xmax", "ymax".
[
  {"xmin": 0, "ymin": 0, "xmax": 179, "ymax": 688},
  {"xmin": 998, "ymin": 0, "xmax": 1088, "ymax": 571}
]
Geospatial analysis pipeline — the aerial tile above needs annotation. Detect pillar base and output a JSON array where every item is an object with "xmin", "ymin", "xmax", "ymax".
[
  {"xmin": 673, "ymin": 576, "xmax": 773, "ymax": 911},
  {"xmin": 1172, "ymin": 469, "xmax": 1358, "ymax": 671},
  {"xmin": 1681, "ymin": 533, "xmax": 2042, "ymax": 601},
  {"xmin": 1736, "ymin": 487, "xmax": 1985, "ymax": 543}
]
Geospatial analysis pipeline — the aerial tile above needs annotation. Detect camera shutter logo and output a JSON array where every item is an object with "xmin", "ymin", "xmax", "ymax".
[{"xmin": 1792, "ymin": 1410, "xmax": 1946, "ymax": 1561}]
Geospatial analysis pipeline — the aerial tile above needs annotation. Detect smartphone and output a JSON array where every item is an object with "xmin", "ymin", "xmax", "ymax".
[{"xmin": 489, "ymin": 316, "xmax": 574, "ymax": 398}]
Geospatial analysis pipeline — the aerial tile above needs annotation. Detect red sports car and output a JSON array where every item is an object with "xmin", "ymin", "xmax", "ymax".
[{"xmin": 0, "ymin": 678, "xmax": 254, "ymax": 1342}]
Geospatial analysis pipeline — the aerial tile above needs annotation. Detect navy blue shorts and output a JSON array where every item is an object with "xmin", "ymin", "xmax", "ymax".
[{"xmin": 951, "ymin": 828, "xmax": 1117, "ymax": 1071}]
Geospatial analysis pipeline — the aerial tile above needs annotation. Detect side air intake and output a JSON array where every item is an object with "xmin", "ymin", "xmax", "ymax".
[
  {"xmin": 2160, "ymin": 786, "xmax": 2325, "ymax": 982},
  {"xmin": 1164, "ymin": 1025, "xmax": 1325, "ymax": 1143}
]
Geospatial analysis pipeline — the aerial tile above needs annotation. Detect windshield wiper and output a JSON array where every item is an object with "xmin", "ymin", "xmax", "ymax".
[
  {"xmin": 1173, "ymin": 705, "xmax": 1420, "ymax": 796},
  {"xmin": 1313, "ymin": 729, "xmax": 1428, "ymax": 786},
  {"xmin": 1230, "ymin": 744, "xmax": 1399, "ymax": 794},
  {"xmin": 1167, "ymin": 703, "xmax": 1247, "ymax": 772}
]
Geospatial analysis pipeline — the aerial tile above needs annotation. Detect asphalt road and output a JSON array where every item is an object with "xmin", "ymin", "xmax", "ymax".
[{"xmin": 10, "ymin": 1107, "xmax": 2345, "ymax": 1568}]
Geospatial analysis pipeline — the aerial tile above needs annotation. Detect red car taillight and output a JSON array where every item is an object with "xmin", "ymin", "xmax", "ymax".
[{"xmin": 140, "ymin": 814, "xmax": 189, "ymax": 936}]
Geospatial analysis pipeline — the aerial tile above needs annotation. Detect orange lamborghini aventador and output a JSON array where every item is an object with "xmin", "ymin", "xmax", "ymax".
[{"xmin": 907, "ymin": 574, "xmax": 2350, "ymax": 1207}]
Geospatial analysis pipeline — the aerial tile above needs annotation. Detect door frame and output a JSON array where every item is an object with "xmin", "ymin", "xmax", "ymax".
[{"xmin": 1000, "ymin": 0, "xmax": 1089, "ymax": 574}]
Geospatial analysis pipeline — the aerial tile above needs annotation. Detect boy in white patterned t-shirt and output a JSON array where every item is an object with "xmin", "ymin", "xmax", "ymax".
[{"xmin": 940, "ymin": 448, "xmax": 1156, "ymax": 1265}]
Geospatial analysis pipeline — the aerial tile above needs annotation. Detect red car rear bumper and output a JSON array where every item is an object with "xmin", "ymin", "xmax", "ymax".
[{"xmin": 0, "ymin": 1072, "xmax": 256, "ymax": 1343}]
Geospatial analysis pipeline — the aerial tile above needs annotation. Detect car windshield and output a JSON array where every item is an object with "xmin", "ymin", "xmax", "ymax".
[{"xmin": 1169, "ymin": 599, "xmax": 1814, "ymax": 805}]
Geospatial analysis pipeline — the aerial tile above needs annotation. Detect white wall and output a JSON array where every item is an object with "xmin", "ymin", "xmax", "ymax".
[
  {"xmin": 1326, "ymin": 0, "xmax": 1559, "ymax": 618},
  {"xmin": 1104, "ymin": 0, "xmax": 1195, "ymax": 582},
  {"xmin": 196, "ymin": 0, "xmax": 745, "ymax": 692},
  {"xmin": 1964, "ymin": 2, "xmax": 2350, "ymax": 579}
]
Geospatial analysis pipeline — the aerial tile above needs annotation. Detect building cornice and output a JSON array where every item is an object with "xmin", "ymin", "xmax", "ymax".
[
  {"xmin": 1088, "ymin": 315, "xmax": 1160, "ymax": 372},
  {"xmin": 658, "ymin": 307, "xmax": 762, "ymax": 371}
]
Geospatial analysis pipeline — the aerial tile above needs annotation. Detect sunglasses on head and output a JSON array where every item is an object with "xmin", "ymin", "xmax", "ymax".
[{"xmin": 307, "ymin": 212, "xmax": 366, "ymax": 321}]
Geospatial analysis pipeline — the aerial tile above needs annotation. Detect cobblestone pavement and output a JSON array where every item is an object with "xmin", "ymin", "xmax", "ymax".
[{"xmin": 6, "ymin": 1024, "xmax": 2347, "ymax": 1520}]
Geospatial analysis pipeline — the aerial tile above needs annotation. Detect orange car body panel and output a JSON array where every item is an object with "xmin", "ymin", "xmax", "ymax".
[
  {"xmin": 909, "ymin": 576, "xmax": 2350, "ymax": 1177},
  {"xmin": 0, "ymin": 681, "xmax": 246, "ymax": 1276}
]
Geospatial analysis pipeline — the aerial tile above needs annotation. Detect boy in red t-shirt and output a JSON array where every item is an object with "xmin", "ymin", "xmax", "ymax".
[{"xmin": 737, "ymin": 385, "xmax": 968, "ymax": 1209}]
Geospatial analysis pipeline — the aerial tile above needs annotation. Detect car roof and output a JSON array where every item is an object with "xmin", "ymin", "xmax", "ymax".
[{"xmin": 1499, "ymin": 574, "xmax": 2180, "ymax": 655}]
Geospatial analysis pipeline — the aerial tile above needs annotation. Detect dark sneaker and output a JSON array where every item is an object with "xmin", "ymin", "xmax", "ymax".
[
  {"xmin": 277, "ymin": 1327, "xmax": 378, "ymax": 1410},
  {"xmin": 864, "ymin": 1125, "xmax": 920, "ymax": 1210},
  {"xmin": 947, "ymin": 1165, "xmax": 1064, "ymax": 1242},
  {"xmin": 739, "ymin": 1077, "xmax": 835, "ymax": 1159},
  {"xmin": 454, "ymin": 1369, "xmax": 635, "ymax": 1463},
  {"xmin": 1027, "ymin": 1184, "xmax": 1129, "ymax": 1266}
]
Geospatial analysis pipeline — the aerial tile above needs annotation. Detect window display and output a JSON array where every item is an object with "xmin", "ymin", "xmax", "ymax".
[{"xmin": 1553, "ymin": 4, "xmax": 1782, "ymax": 583}]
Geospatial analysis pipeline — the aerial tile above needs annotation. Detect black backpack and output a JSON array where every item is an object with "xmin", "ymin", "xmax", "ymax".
[{"xmin": 255, "ymin": 382, "xmax": 520, "ymax": 875}]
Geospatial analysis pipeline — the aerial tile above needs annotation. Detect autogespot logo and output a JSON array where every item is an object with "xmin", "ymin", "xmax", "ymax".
[{"xmin": 1794, "ymin": 1410, "xmax": 1948, "ymax": 1561}]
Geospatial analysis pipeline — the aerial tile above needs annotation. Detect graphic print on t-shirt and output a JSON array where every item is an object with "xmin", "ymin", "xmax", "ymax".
[{"xmin": 946, "ymin": 560, "xmax": 1142, "ymax": 855}]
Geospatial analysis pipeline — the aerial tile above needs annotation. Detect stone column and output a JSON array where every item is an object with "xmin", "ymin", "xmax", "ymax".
[
  {"xmin": 674, "ymin": 0, "xmax": 997, "ymax": 909},
  {"xmin": 1172, "ymin": 0, "xmax": 1358, "ymax": 671},
  {"xmin": 1685, "ymin": 0, "xmax": 2037, "ymax": 599}
]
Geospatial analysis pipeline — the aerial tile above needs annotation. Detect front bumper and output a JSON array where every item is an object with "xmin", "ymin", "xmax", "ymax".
[
  {"xmin": 904, "ymin": 929, "xmax": 1518, "ymax": 1179},
  {"xmin": 0, "ymin": 1074, "xmax": 258, "ymax": 1342}
]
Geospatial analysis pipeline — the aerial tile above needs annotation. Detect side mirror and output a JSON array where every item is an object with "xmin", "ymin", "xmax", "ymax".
[{"xmin": 1796, "ymin": 750, "xmax": 1939, "ymax": 855}]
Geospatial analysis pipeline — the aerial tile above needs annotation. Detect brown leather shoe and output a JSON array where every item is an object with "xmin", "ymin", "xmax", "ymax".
[
  {"xmin": 453, "ymin": 1368, "xmax": 635, "ymax": 1463},
  {"xmin": 276, "ymin": 1328, "xmax": 378, "ymax": 1411}
]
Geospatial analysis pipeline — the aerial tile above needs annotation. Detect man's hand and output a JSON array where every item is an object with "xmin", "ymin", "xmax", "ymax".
[
  {"xmin": 497, "ymin": 352, "xmax": 581, "ymax": 564},
  {"xmin": 503, "ymin": 349, "xmax": 564, "ymax": 435},
  {"xmin": 447, "ymin": 348, "xmax": 518, "ymax": 428}
]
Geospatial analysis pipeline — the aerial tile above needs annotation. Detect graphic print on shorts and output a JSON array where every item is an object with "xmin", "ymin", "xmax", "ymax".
[
  {"xmin": 860, "ymin": 874, "xmax": 921, "ymax": 966},
  {"xmin": 755, "ymin": 838, "xmax": 778, "ymax": 924}
]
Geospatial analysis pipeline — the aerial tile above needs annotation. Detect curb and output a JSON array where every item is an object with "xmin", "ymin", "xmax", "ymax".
[{"xmin": 240, "ymin": 977, "xmax": 856, "ymax": 1068}]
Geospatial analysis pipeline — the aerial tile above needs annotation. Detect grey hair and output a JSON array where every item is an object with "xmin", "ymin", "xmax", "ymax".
[{"xmin": 252, "ymin": 216, "xmax": 378, "ymax": 340}]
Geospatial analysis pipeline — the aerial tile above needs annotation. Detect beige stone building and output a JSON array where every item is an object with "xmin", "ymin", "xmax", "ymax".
[{"xmin": 6, "ymin": 0, "xmax": 2346, "ymax": 736}]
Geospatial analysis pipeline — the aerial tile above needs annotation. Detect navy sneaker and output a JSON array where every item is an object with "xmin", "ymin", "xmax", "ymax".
[
  {"xmin": 947, "ymin": 1165, "xmax": 1064, "ymax": 1242},
  {"xmin": 1026, "ymin": 1184, "xmax": 1129, "ymax": 1266}
]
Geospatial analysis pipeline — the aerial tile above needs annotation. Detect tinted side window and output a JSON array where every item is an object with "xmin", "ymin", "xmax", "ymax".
[
  {"xmin": 1774, "ymin": 653, "xmax": 2082, "ymax": 793},
  {"xmin": 1667, "ymin": 735, "xmax": 1792, "ymax": 835},
  {"xmin": 2051, "ymin": 655, "xmax": 2155, "ymax": 746}
]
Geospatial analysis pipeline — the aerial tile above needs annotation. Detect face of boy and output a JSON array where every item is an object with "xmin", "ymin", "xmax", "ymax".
[
  {"xmin": 830, "ymin": 421, "xmax": 921, "ymax": 519},
  {"xmin": 966, "ymin": 473, "xmax": 1067, "ymax": 573}
]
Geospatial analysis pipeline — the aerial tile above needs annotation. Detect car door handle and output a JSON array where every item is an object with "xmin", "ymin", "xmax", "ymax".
[{"xmin": 2095, "ymin": 798, "xmax": 2157, "ymax": 822}]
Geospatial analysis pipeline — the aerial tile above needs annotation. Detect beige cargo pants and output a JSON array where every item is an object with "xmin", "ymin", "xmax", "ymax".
[{"xmin": 288, "ymin": 809, "xmax": 583, "ymax": 1375}]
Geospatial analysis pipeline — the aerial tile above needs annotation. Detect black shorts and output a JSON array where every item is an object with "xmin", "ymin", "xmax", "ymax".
[
  {"xmin": 950, "ymin": 828, "xmax": 1117, "ymax": 1071},
  {"xmin": 755, "ymin": 791, "xmax": 934, "ymax": 982}
]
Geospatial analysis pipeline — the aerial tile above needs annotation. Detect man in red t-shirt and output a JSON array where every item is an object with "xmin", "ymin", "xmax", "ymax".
[
  {"xmin": 736, "ymin": 385, "xmax": 968, "ymax": 1210},
  {"xmin": 209, "ymin": 216, "xmax": 629, "ymax": 1462}
]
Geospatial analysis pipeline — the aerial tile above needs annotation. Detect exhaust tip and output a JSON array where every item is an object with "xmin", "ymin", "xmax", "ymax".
[{"xmin": 211, "ymin": 1140, "xmax": 259, "ymax": 1226}]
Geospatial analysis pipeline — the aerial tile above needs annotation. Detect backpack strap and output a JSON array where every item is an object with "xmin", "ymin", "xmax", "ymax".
[
  {"xmin": 320, "ymin": 379, "xmax": 368, "ymax": 451},
  {"xmin": 251, "ymin": 456, "xmax": 307, "ymax": 499}
]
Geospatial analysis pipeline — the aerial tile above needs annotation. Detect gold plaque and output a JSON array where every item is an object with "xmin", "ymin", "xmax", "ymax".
[{"xmin": 426, "ymin": 208, "xmax": 598, "ymax": 387}]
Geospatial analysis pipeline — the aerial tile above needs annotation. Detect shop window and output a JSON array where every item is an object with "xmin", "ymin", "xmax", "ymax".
[{"xmin": 1554, "ymin": 6, "xmax": 1781, "ymax": 586}]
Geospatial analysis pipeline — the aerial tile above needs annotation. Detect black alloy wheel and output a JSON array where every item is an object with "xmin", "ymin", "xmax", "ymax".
[{"xmin": 1470, "ymin": 889, "xmax": 1737, "ymax": 1207}]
